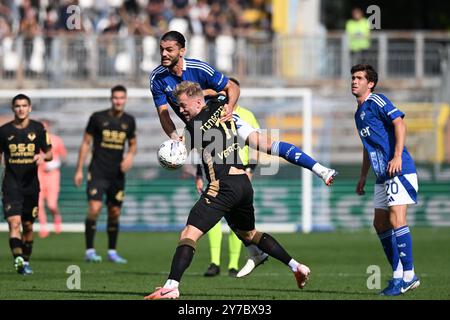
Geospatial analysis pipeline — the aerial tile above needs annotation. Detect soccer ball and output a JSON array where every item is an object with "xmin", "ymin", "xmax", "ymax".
[{"xmin": 157, "ymin": 139, "xmax": 187, "ymax": 170}]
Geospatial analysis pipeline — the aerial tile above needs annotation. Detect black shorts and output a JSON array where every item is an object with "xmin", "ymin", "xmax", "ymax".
[
  {"xmin": 86, "ymin": 173, "xmax": 125, "ymax": 207},
  {"xmin": 2, "ymin": 192, "xmax": 39, "ymax": 222},
  {"xmin": 187, "ymin": 174, "xmax": 255, "ymax": 233}
]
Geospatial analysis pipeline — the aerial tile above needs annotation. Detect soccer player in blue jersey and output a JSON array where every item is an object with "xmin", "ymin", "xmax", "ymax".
[
  {"xmin": 151, "ymin": 30, "xmax": 238, "ymax": 138},
  {"xmin": 150, "ymin": 30, "xmax": 337, "ymax": 276},
  {"xmin": 351, "ymin": 64, "xmax": 420, "ymax": 296}
]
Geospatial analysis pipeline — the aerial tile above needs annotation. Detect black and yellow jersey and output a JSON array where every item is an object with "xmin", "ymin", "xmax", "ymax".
[
  {"xmin": 85, "ymin": 109, "xmax": 136, "ymax": 178},
  {"xmin": 185, "ymin": 97, "xmax": 245, "ymax": 183},
  {"xmin": 0, "ymin": 120, "xmax": 51, "ymax": 194}
]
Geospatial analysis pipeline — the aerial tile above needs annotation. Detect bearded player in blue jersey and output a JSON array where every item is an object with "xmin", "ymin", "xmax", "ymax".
[
  {"xmin": 351, "ymin": 64, "xmax": 420, "ymax": 296},
  {"xmin": 150, "ymin": 30, "xmax": 337, "ymax": 277}
]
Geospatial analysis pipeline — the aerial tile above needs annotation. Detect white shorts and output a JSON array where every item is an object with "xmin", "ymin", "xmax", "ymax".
[
  {"xmin": 374, "ymin": 173, "xmax": 418, "ymax": 210},
  {"xmin": 232, "ymin": 113, "xmax": 259, "ymax": 142}
]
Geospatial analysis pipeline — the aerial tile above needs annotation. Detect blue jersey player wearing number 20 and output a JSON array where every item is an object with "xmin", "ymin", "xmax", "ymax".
[{"xmin": 351, "ymin": 64, "xmax": 420, "ymax": 296}]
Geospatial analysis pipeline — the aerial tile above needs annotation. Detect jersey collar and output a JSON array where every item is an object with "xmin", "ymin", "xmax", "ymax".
[{"xmin": 364, "ymin": 92, "xmax": 373, "ymax": 102}]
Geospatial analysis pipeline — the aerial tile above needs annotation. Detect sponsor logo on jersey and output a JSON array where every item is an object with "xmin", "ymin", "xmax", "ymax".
[
  {"xmin": 200, "ymin": 105, "xmax": 225, "ymax": 132},
  {"xmin": 7, "ymin": 135, "xmax": 14, "ymax": 141},
  {"xmin": 360, "ymin": 126, "xmax": 371, "ymax": 137},
  {"xmin": 218, "ymin": 143, "xmax": 241, "ymax": 160}
]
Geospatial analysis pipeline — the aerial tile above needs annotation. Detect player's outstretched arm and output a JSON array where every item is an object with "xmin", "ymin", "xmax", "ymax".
[
  {"xmin": 157, "ymin": 104, "xmax": 181, "ymax": 140},
  {"xmin": 74, "ymin": 132, "xmax": 92, "ymax": 187}
]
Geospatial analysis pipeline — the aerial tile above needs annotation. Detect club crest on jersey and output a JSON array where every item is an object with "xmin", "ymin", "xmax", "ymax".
[
  {"xmin": 103, "ymin": 122, "xmax": 109, "ymax": 127},
  {"xmin": 360, "ymin": 111, "xmax": 366, "ymax": 120},
  {"xmin": 28, "ymin": 132, "xmax": 36, "ymax": 141},
  {"xmin": 121, "ymin": 123, "xmax": 128, "ymax": 130}
]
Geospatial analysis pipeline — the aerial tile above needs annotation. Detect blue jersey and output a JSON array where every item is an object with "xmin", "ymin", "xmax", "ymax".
[
  {"xmin": 354, "ymin": 93, "xmax": 416, "ymax": 183},
  {"xmin": 149, "ymin": 58, "xmax": 228, "ymax": 123}
]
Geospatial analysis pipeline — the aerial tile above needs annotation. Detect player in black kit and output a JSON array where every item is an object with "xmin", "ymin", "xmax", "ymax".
[
  {"xmin": 0, "ymin": 94, "xmax": 53, "ymax": 275},
  {"xmin": 145, "ymin": 81, "xmax": 311, "ymax": 299},
  {"xmin": 74, "ymin": 85, "xmax": 137, "ymax": 263}
]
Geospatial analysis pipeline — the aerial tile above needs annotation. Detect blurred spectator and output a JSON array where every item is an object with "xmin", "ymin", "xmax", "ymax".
[
  {"xmin": 19, "ymin": 1, "xmax": 42, "ymax": 75},
  {"xmin": 146, "ymin": 0, "xmax": 170, "ymax": 37},
  {"xmin": 100, "ymin": 11, "xmax": 123, "ymax": 34},
  {"xmin": 346, "ymin": 7, "xmax": 371, "ymax": 64},
  {"xmin": 0, "ymin": 1, "xmax": 12, "ymax": 19},
  {"xmin": 0, "ymin": 15, "xmax": 11, "ymax": 39},
  {"xmin": 43, "ymin": 6, "xmax": 60, "ymax": 37},
  {"xmin": 203, "ymin": 2, "xmax": 222, "ymax": 41},
  {"xmin": 168, "ymin": 0, "xmax": 192, "ymax": 35},
  {"xmin": 188, "ymin": 0, "xmax": 210, "ymax": 35},
  {"xmin": 1, "ymin": 0, "xmax": 277, "ymax": 78},
  {"xmin": 2, "ymin": 0, "xmax": 275, "ymax": 39},
  {"xmin": 238, "ymin": 0, "xmax": 272, "ymax": 38},
  {"xmin": 19, "ymin": 1, "xmax": 41, "ymax": 38}
]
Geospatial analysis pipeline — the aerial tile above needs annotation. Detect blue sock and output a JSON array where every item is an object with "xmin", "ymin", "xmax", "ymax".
[
  {"xmin": 394, "ymin": 225, "xmax": 414, "ymax": 272},
  {"xmin": 271, "ymin": 141, "xmax": 317, "ymax": 170},
  {"xmin": 378, "ymin": 229, "xmax": 402, "ymax": 278}
]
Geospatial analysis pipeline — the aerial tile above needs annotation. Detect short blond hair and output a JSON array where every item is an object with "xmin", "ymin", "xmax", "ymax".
[{"xmin": 174, "ymin": 81, "xmax": 203, "ymax": 100}]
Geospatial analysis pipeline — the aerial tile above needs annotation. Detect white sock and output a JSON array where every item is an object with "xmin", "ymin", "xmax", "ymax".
[
  {"xmin": 393, "ymin": 260, "xmax": 403, "ymax": 279},
  {"xmin": 403, "ymin": 269, "xmax": 415, "ymax": 282},
  {"xmin": 86, "ymin": 248, "xmax": 96, "ymax": 255},
  {"xmin": 312, "ymin": 163, "xmax": 328, "ymax": 177},
  {"xmin": 246, "ymin": 244, "xmax": 263, "ymax": 257},
  {"xmin": 24, "ymin": 261, "xmax": 29, "ymax": 266},
  {"xmin": 288, "ymin": 259, "xmax": 300, "ymax": 272},
  {"xmin": 108, "ymin": 249, "xmax": 117, "ymax": 255},
  {"xmin": 163, "ymin": 279, "xmax": 179, "ymax": 289}
]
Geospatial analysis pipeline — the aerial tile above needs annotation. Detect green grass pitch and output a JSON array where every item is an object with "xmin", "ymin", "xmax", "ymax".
[{"xmin": 0, "ymin": 228, "xmax": 449, "ymax": 300}]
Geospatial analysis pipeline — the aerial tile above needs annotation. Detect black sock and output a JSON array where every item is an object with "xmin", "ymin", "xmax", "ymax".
[
  {"xmin": 107, "ymin": 219, "xmax": 119, "ymax": 250},
  {"xmin": 168, "ymin": 245, "xmax": 196, "ymax": 282},
  {"xmin": 256, "ymin": 233, "xmax": 292, "ymax": 265},
  {"xmin": 9, "ymin": 238, "xmax": 23, "ymax": 259},
  {"xmin": 85, "ymin": 219, "xmax": 97, "ymax": 249},
  {"xmin": 22, "ymin": 241, "xmax": 33, "ymax": 262}
]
